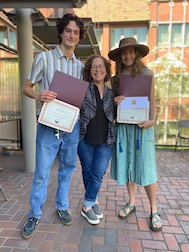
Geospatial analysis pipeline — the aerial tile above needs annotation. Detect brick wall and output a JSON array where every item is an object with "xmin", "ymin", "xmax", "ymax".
[
  {"xmin": 158, "ymin": 2, "xmax": 171, "ymax": 22},
  {"xmin": 101, "ymin": 24, "xmax": 110, "ymax": 60},
  {"xmin": 172, "ymin": 1, "xmax": 184, "ymax": 21}
]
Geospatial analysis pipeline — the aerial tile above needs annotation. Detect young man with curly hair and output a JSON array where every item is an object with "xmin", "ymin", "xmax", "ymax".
[{"xmin": 22, "ymin": 13, "xmax": 86, "ymax": 239}]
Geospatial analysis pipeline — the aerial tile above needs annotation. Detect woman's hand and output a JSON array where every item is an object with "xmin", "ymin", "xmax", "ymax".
[
  {"xmin": 114, "ymin": 95, "xmax": 125, "ymax": 106},
  {"xmin": 138, "ymin": 119, "xmax": 155, "ymax": 129}
]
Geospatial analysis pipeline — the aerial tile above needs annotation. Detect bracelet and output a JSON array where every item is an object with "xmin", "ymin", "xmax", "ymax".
[{"xmin": 151, "ymin": 118, "xmax": 156, "ymax": 122}]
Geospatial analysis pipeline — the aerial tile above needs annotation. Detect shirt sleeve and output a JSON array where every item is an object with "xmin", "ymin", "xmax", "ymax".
[
  {"xmin": 80, "ymin": 62, "xmax": 84, "ymax": 80},
  {"xmin": 27, "ymin": 52, "xmax": 43, "ymax": 85}
]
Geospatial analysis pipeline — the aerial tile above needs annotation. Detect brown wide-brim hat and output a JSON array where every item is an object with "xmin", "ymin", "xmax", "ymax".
[{"xmin": 108, "ymin": 37, "xmax": 149, "ymax": 61}]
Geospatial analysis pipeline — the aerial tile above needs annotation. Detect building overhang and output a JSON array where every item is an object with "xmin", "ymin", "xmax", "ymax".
[
  {"xmin": 0, "ymin": 0, "xmax": 86, "ymax": 8},
  {"xmin": 32, "ymin": 17, "xmax": 100, "ymax": 60},
  {"xmin": 0, "ymin": 8, "xmax": 101, "ymax": 60}
]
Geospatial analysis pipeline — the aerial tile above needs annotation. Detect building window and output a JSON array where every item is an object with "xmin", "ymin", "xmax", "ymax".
[
  {"xmin": 171, "ymin": 24, "xmax": 182, "ymax": 45},
  {"xmin": 94, "ymin": 28, "xmax": 102, "ymax": 49},
  {"xmin": 10, "ymin": 30, "xmax": 17, "ymax": 50},
  {"xmin": 111, "ymin": 28, "xmax": 121, "ymax": 49},
  {"xmin": 137, "ymin": 27, "xmax": 148, "ymax": 45},
  {"xmin": 111, "ymin": 27, "xmax": 148, "ymax": 49},
  {"xmin": 123, "ymin": 28, "xmax": 134, "ymax": 38},
  {"xmin": 0, "ymin": 24, "xmax": 8, "ymax": 46},
  {"xmin": 158, "ymin": 24, "xmax": 169, "ymax": 44},
  {"xmin": 185, "ymin": 23, "xmax": 189, "ymax": 45},
  {"xmin": 158, "ymin": 23, "xmax": 186, "ymax": 46},
  {"xmin": 0, "ymin": 25, "xmax": 17, "ymax": 50}
]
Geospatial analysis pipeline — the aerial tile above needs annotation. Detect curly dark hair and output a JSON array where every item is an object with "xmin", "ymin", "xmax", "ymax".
[
  {"xmin": 83, "ymin": 55, "xmax": 111, "ymax": 83},
  {"xmin": 112, "ymin": 49, "xmax": 146, "ymax": 95},
  {"xmin": 56, "ymin": 13, "xmax": 86, "ymax": 45}
]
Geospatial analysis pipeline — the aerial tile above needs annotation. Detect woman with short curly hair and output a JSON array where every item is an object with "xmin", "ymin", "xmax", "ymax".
[
  {"xmin": 78, "ymin": 55, "xmax": 115, "ymax": 225},
  {"xmin": 83, "ymin": 55, "xmax": 112, "ymax": 83}
]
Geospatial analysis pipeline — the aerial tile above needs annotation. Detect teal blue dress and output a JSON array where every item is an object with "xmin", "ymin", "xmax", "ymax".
[{"xmin": 110, "ymin": 70, "xmax": 157, "ymax": 186}]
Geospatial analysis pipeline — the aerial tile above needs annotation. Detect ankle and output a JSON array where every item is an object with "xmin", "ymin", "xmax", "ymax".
[
  {"xmin": 129, "ymin": 201, "xmax": 135, "ymax": 207},
  {"xmin": 151, "ymin": 206, "xmax": 157, "ymax": 214},
  {"xmin": 83, "ymin": 206, "xmax": 92, "ymax": 212}
]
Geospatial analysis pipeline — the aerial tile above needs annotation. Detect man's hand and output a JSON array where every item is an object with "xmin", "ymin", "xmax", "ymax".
[
  {"xmin": 22, "ymin": 80, "xmax": 57, "ymax": 102},
  {"xmin": 39, "ymin": 90, "xmax": 57, "ymax": 103}
]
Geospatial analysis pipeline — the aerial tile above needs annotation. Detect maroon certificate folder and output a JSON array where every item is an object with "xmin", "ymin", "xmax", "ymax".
[
  {"xmin": 119, "ymin": 74, "xmax": 152, "ymax": 101},
  {"xmin": 49, "ymin": 70, "xmax": 89, "ymax": 109}
]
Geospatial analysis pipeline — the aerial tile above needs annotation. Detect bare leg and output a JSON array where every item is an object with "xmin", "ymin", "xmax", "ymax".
[
  {"xmin": 145, "ymin": 182, "xmax": 162, "ymax": 229},
  {"xmin": 119, "ymin": 182, "xmax": 136, "ymax": 217}
]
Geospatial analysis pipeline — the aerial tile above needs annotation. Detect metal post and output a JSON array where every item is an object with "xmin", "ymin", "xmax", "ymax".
[
  {"xmin": 16, "ymin": 9, "xmax": 36, "ymax": 173},
  {"xmin": 0, "ymin": 186, "xmax": 8, "ymax": 201}
]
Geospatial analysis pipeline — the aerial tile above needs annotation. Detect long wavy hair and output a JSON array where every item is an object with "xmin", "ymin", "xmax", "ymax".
[
  {"xmin": 112, "ymin": 49, "xmax": 146, "ymax": 95},
  {"xmin": 83, "ymin": 55, "xmax": 111, "ymax": 83}
]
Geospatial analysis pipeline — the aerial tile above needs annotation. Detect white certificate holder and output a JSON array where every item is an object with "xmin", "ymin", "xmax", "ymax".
[
  {"xmin": 38, "ymin": 99, "xmax": 79, "ymax": 133},
  {"xmin": 117, "ymin": 96, "xmax": 149, "ymax": 124}
]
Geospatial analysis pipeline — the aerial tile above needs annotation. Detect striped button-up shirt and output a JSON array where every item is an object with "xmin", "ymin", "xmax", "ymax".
[{"xmin": 28, "ymin": 46, "xmax": 84, "ymax": 92}]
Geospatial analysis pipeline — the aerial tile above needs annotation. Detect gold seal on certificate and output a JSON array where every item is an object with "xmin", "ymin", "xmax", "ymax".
[{"xmin": 38, "ymin": 99, "xmax": 79, "ymax": 133}]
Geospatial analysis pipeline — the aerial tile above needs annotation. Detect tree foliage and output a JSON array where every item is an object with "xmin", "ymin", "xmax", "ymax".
[
  {"xmin": 148, "ymin": 47, "xmax": 189, "ymax": 99},
  {"xmin": 148, "ymin": 47, "xmax": 189, "ymax": 143}
]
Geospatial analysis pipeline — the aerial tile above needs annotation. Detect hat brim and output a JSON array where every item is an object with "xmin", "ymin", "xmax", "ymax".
[{"xmin": 108, "ymin": 44, "xmax": 149, "ymax": 61}]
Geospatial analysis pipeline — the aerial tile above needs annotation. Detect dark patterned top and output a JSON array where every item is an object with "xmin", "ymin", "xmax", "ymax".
[{"xmin": 80, "ymin": 82, "xmax": 115, "ymax": 147}]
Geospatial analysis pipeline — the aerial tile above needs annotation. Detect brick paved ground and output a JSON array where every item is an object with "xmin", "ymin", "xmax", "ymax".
[{"xmin": 0, "ymin": 148, "xmax": 189, "ymax": 252}]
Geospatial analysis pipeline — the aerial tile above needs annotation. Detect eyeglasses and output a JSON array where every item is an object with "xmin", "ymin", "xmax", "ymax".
[{"xmin": 91, "ymin": 65, "xmax": 105, "ymax": 70}]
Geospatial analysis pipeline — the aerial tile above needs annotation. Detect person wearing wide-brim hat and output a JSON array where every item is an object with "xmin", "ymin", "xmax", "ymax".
[
  {"xmin": 108, "ymin": 37, "xmax": 149, "ymax": 62},
  {"xmin": 109, "ymin": 37, "xmax": 162, "ymax": 231}
]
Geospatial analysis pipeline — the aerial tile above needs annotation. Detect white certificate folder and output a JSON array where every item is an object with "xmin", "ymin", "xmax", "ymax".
[
  {"xmin": 38, "ymin": 99, "xmax": 79, "ymax": 133},
  {"xmin": 117, "ymin": 96, "xmax": 149, "ymax": 124}
]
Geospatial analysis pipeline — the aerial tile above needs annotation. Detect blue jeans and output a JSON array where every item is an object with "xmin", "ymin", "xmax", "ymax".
[
  {"xmin": 28, "ymin": 121, "xmax": 80, "ymax": 219},
  {"xmin": 78, "ymin": 139, "xmax": 112, "ymax": 207}
]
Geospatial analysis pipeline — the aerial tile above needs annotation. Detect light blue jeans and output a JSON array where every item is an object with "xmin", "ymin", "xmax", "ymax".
[
  {"xmin": 28, "ymin": 121, "xmax": 80, "ymax": 219},
  {"xmin": 78, "ymin": 139, "xmax": 113, "ymax": 207}
]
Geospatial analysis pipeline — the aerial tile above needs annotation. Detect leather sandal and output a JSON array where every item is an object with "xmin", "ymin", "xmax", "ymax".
[
  {"xmin": 118, "ymin": 203, "xmax": 136, "ymax": 219},
  {"xmin": 150, "ymin": 212, "xmax": 162, "ymax": 231}
]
